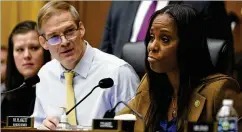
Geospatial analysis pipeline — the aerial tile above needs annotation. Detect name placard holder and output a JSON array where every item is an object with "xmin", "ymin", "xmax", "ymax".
[
  {"xmin": 184, "ymin": 121, "xmax": 218, "ymax": 132},
  {"xmin": 6, "ymin": 116, "xmax": 34, "ymax": 128},
  {"xmin": 92, "ymin": 118, "xmax": 135, "ymax": 131}
]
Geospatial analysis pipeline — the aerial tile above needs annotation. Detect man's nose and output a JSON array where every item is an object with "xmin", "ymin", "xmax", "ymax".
[{"xmin": 60, "ymin": 35, "xmax": 69, "ymax": 46}]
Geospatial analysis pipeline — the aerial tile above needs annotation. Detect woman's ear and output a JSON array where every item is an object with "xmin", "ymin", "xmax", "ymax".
[
  {"xmin": 78, "ymin": 21, "xmax": 85, "ymax": 38},
  {"xmin": 39, "ymin": 36, "xmax": 49, "ymax": 50}
]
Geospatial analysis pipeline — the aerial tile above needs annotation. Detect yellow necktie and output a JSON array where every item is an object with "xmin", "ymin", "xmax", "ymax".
[{"xmin": 64, "ymin": 72, "xmax": 77, "ymax": 125}]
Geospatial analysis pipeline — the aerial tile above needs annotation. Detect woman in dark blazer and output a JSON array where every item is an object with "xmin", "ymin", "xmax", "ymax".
[
  {"xmin": 118, "ymin": 4, "xmax": 242, "ymax": 132},
  {"xmin": 1, "ymin": 21, "xmax": 51, "ymax": 125}
]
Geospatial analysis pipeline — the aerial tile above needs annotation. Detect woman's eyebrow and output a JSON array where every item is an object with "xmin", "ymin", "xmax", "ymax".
[{"xmin": 159, "ymin": 28, "xmax": 171, "ymax": 33}]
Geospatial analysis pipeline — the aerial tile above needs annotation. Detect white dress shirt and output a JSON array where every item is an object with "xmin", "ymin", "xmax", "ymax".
[
  {"xmin": 130, "ymin": 1, "xmax": 169, "ymax": 42},
  {"xmin": 32, "ymin": 41, "xmax": 140, "ymax": 127},
  {"xmin": 1, "ymin": 83, "xmax": 6, "ymax": 104}
]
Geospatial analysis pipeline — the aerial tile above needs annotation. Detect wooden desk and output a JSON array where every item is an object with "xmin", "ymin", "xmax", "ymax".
[{"xmin": 1, "ymin": 128, "xmax": 122, "ymax": 132}]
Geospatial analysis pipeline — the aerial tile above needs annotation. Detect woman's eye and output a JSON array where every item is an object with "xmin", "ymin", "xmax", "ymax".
[
  {"xmin": 149, "ymin": 36, "xmax": 155, "ymax": 42},
  {"xmin": 161, "ymin": 36, "xmax": 170, "ymax": 43},
  {"xmin": 16, "ymin": 48, "xmax": 24, "ymax": 52},
  {"xmin": 31, "ymin": 46, "xmax": 40, "ymax": 51}
]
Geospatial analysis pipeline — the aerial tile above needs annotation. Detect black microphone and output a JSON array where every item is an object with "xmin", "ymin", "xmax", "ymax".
[
  {"xmin": 103, "ymin": 101, "xmax": 144, "ymax": 120},
  {"xmin": 103, "ymin": 91, "xmax": 144, "ymax": 120},
  {"xmin": 1, "ymin": 75, "xmax": 40, "ymax": 94},
  {"xmin": 66, "ymin": 78, "xmax": 114, "ymax": 115}
]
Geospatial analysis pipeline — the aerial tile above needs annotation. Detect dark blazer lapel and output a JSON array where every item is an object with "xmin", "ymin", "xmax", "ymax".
[
  {"xmin": 116, "ymin": 1, "xmax": 140, "ymax": 57},
  {"xmin": 137, "ymin": 90, "xmax": 150, "ymax": 117},
  {"xmin": 119, "ymin": 1, "xmax": 140, "ymax": 41},
  {"xmin": 188, "ymin": 92, "xmax": 206, "ymax": 121},
  {"xmin": 135, "ymin": 90, "xmax": 150, "ymax": 132},
  {"xmin": 187, "ymin": 73, "xmax": 230, "ymax": 122}
]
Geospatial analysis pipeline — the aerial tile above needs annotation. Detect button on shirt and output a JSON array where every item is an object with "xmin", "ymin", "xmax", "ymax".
[{"xmin": 32, "ymin": 41, "xmax": 140, "ymax": 127}]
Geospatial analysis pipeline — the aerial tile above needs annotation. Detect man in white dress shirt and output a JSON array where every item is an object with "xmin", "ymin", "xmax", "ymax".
[
  {"xmin": 1, "ymin": 46, "xmax": 8, "ymax": 103},
  {"xmin": 32, "ymin": 1, "xmax": 140, "ymax": 129}
]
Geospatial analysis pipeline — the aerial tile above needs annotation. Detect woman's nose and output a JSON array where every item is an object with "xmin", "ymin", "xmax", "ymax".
[
  {"xmin": 23, "ymin": 49, "xmax": 31, "ymax": 59},
  {"xmin": 148, "ymin": 39, "xmax": 159, "ymax": 53}
]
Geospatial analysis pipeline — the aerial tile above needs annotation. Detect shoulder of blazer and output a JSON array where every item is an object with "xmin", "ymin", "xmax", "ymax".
[
  {"xmin": 195, "ymin": 73, "xmax": 240, "ymax": 93},
  {"xmin": 186, "ymin": 73, "xmax": 240, "ymax": 122}
]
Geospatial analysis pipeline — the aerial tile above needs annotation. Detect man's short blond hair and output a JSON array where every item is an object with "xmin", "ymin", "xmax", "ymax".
[{"xmin": 37, "ymin": 1, "xmax": 80, "ymax": 35}]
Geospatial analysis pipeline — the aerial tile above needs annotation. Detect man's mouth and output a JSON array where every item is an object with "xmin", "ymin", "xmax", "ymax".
[{"xmin": 61, "ymin": 49, "xmax": 73, "ymax": 54}]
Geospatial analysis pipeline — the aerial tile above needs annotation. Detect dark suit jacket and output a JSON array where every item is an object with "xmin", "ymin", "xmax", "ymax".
[
  {"xmin": 100, "ymin": 1, "xmax": 233, "ymax": 58},
  {"xmin": 118, "ymin": 74, "xmax": 242, "ymax": 132}
]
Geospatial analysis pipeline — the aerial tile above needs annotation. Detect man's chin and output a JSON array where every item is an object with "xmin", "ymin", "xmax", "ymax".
[{"xmin": 61, "ymin": 58, "xmax": 78, "ymax": 69}]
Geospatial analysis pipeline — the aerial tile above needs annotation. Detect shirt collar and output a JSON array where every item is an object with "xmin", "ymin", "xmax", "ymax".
[{"xmin": 58, "ymin": 40, "xmax": 94, "ymax": 80}]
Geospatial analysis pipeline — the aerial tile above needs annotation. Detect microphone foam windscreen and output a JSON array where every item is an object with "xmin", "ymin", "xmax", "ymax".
[
  {"xmin": 24, "ymin": 75, "xmax": 40, "ymax": 86},
  {"xmin": 99, "ymin": 78, "xmax": 114, "ymax": 88}
]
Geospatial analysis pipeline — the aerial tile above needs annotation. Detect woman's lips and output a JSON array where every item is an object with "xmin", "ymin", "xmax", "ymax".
[
  {"xmin": 148, "ymin": 56, "xmax": 159, "ymax": 62},
  {"xmin": 23, "ymin": 63, "xmax": 34, "ymax": 68}
]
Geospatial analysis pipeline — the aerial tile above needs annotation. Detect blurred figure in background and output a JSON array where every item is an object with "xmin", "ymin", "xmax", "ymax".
[
  {"xmin": 100, "ymin": 1, "xmax": 234, "ymax": 76},
  {"xmin": 1, "ymin": 45, "xmax": 8, "ymax": 103},
  {"xmin": 100, "ymin": 1, "xmax": 233, "ymax": 57},
  {"xmin": 1, "ymin": 20, "xmax": 51, "ymax": 124}
]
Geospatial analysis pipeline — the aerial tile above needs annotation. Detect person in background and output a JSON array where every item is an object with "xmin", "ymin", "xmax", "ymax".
[
  {"xmin": 100, "ymin": 1, "xmax": 233, "ymax": 58},
  {"xmin": 1, "ymin": 20, "xmax": 51, "ymax": 124},
  {"xmin": 118, "ymin": 4, "xmax": 242, "ymax": 132},
  {"xmin": 32, "ymin": 1, "xmax": 139, "ymax": 129},
  {"xmin": 1, "ymin": 45, "xmax": 8, "ymax": 103},
  {"xmin": 100, "ymin": 1, "xmax": 234, "ymax": 76}
]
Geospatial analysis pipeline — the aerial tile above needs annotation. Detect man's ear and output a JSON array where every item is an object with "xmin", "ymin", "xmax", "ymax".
[
  {"xmin": 39, "ymin": 36, "xmax": 49, "ymax": 50},
  {"xmin": 78, "ymin": 21, "xmax": 85, "ymax": 38}
]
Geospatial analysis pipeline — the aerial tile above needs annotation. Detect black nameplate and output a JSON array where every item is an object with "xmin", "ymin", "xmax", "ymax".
[
  {"xmin": 93, "ymin": 119, "xmax": 118, "ymax": 130},
  {"xmin": 6, "ymin": 116, "xmax": 34, "ymax": 128},
  {"xmin": 121, "ymin": 120, "xmax": 135, "ymax": 131},
  {"xmin": 187, "ymin": 122, "xmax": 217, "ymax": 132}
]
